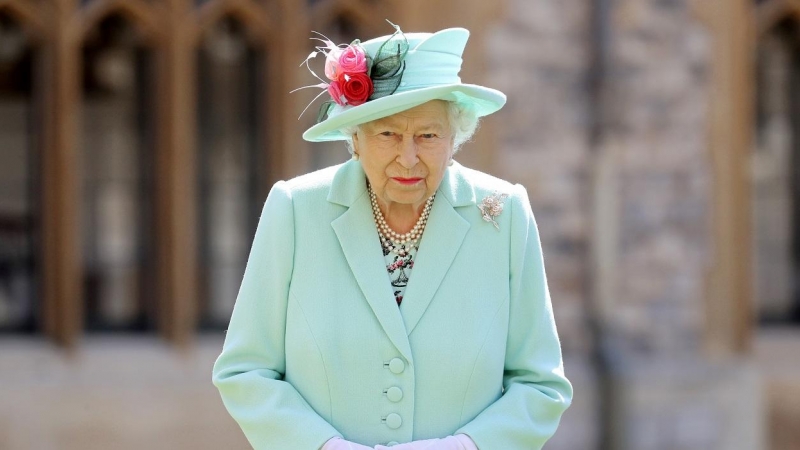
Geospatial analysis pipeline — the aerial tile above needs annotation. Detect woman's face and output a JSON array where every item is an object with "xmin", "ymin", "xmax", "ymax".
[{"xmin": 352, "ymin": 100, "xmax": 454, "ymax": 212}]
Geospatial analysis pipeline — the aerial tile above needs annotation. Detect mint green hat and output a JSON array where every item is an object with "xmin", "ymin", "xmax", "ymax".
[{"xmin": 301, "ymin": 26, "xmax": 507, "ymax": 142}]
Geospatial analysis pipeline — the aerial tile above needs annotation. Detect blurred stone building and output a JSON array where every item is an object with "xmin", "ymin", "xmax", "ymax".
[{"xmin": 0, "ymin": 0, "xmax": 797, "ymax": 449}]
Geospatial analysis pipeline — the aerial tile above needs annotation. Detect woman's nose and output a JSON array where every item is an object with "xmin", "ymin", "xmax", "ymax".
[{"xmin": 396, "ymin": 136, "xmax": 419, "ymax": 168}]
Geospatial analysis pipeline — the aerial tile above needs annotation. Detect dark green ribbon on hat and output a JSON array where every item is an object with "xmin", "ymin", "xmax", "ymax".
[{"xmin": 368, "ymin": 21, "xmax": 409, "ymax": 100}]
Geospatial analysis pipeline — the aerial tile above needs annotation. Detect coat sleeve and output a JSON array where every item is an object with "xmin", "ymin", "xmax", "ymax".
[
  {"xmin": 455, "ymin": 183, "xmax": 573, "ymax": 449},
  {"xmin": 212, "ymin": 181, "xmax": 342, "ymax": 450}
]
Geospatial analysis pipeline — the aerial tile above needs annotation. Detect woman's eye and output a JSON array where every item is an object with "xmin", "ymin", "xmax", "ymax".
[
  {"xmin": 380, "ymin": 131, "xmax": 395, "ymax": 137},
  {"xmin": 420, "ymin": 133, "xmax": 437, "ymax": 139}
]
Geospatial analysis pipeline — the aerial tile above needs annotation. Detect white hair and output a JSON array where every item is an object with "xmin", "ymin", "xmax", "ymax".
[{"xmin": 342, "ymin": 101, "xmax": 481, "ymax": 155}]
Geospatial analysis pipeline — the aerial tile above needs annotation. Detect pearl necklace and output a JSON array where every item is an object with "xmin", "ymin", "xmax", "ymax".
[{"xmin": 368, "ymin": 184, "xmax": 435, "ymax": 256}]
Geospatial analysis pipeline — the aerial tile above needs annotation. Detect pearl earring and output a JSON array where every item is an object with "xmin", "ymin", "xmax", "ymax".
[
  {"xmin": 448, "ymin": 158, "xmax": 454, "ymax": 166},
  {"xmin": 353, "ymin": 153, "xmax": 360, "ymax": 161}
]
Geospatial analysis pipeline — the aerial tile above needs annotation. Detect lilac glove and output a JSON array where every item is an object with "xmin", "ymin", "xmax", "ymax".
[
  {"xmin": 374, "ymin": 434, "xmax": 478, "ymax": 450},
  {"xmin": 321, "ymin": 437, "xmax": 374, "ymax": 450}
]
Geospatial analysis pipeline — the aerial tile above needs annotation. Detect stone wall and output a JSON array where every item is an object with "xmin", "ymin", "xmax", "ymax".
[
  {"xmin": 606, "ymin": 0, "xmax": 712, "ymax": 354},
  {"xmin": 486, "ymin": 0, "xmax": 764, "ymax": 449},
  {"xmin": 487, "ymin": 0, "xmax": 712, "ymax": 360}
]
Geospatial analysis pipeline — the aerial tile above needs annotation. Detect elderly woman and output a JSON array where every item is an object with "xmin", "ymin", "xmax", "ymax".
[{"xmin": 212, "ymin": 24, "xmax": 572, "ymax": 450}]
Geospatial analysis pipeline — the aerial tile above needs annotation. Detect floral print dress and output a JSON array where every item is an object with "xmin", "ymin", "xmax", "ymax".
[{"xmin": 381, "ymin": 242, "xmax": 416, "ymax": 306}]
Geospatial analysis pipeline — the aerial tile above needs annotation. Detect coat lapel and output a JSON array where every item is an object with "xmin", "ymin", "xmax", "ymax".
[
  {"xmin": 399, "ymin": 165, "xmax": 472, "ymax": 335},
  {"xmin": 329, "ymin": 161, "xmax": 413, "ymax": 361},
  {"xmin": 400, "ymin": 193, "xmax": 469, "ymax": 335}
]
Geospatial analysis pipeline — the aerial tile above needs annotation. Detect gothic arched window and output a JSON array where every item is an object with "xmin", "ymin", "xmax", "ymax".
[
  {"xmin": 0, "ymin": 0, "xmax": 400, "ymax": 345},
  {"xmin": 753, "ymin": 15, "xmax": 800, "ymax": 325},
  {"xmin": 196, "ymin": 14, "xmax": 268, "ymax": 329},
  {"xmin": 0, "ymin": 10, "xmax": 40, "ymax": 333},
  {"xmin": 80, "ymin": 13, "xmax": 157, "ymax": 331}
]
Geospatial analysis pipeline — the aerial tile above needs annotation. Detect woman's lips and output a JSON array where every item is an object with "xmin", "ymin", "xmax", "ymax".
[{"xmin": 391, "ymin": 177, "xmax": 423, "ymax": 185}]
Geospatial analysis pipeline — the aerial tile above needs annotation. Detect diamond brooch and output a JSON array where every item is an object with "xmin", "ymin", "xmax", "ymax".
[{"xmin": 478, "ymin": 191, "xmax": 508, "ymax": 230}]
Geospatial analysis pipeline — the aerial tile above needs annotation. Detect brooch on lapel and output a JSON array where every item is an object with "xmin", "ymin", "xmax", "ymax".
[{"xmin": 478, "ymin": 191, "xmax": 508, "ymax": 230}]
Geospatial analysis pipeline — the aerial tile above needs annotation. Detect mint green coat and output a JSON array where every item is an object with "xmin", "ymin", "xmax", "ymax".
[{"xmin": 212, "ymin": 159, "xmax": 572, "ymax": 449}]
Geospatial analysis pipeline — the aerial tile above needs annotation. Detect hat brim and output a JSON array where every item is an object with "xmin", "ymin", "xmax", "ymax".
[{"xmin": 302, "ymin": 84, "xmax": 506, "ymax": 142}]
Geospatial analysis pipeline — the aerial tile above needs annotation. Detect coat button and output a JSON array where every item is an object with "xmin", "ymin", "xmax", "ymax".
[
  {"xmin": 385, "ymin": 413, "xmax": 402, "ymax": 429},
  {"xmin": 388, "ymin": 358, "xmax": 405, "ymax": 374},
  {"xmin": 386, "ymin": 386, "xmax": 403, "ymax": 402}
]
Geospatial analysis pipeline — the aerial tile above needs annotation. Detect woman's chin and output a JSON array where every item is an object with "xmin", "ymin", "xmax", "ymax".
[{"xmin": 386, "ymin": 189, "xmax": 428, "ymax": 207}]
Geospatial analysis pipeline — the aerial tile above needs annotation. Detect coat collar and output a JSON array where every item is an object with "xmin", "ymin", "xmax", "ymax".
[{"xmin": 328, "ymin": 159, "xmax": 473, "ymax": 360}]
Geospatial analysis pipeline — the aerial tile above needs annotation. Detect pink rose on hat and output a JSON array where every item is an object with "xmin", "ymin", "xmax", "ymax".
[{"xmin": 337, "ymin": 45, "xmax": 368, "ymax": 76}]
